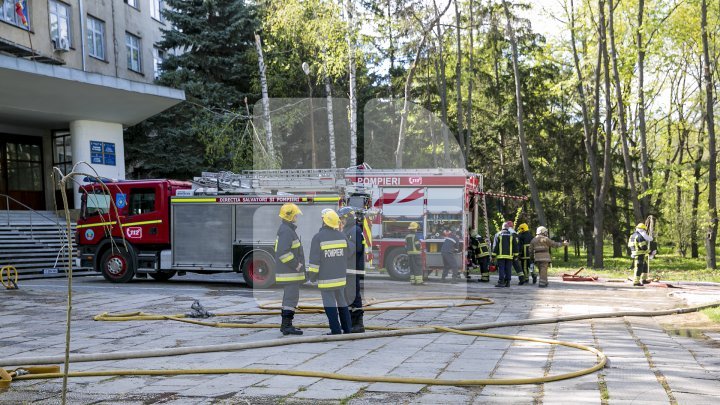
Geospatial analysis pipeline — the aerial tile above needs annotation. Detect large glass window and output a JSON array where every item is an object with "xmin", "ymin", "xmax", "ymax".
[
  {"xmin": 153, "ymin": 47, "xmax": 165, "ymax": 79},
  {"xmin": 52, "ymin": 131, "xmax": 73, "ymax": 209},
  {"xmin": 83, "ymin": 192, "xmax": 111, "ymax": 217},
  {"xmin": 49, "ymin": 0, "xmax": 72, "ymax": 48},
  {"xmin": 6, "ymin": 143, "xmax": 42, "ymax": 191},
  {"xmin": 87, "ymin": 15, "xmax": 105, "ymax": 60},
  {"xmin": 126, "ymin": 33, "xmax": 142, "ymax": 73},
  {"xmin": 129, "ymin": 189, "xmax": 156, "ymax": 216},
  {"xmin": 150, "ymin": 0, "xmax": 163, "ymax": 21},
  {"xmin": 124, "ymin": 0, "xmax": 139, "ymax": 9},
  {"xmin": 1, "ymin": 0, "xmax": 30, "ymax": 29}
]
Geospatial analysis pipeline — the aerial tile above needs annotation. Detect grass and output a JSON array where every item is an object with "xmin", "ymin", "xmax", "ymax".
[
  {"xmin": 547, "ymin": 245, "xmax": 720, "ymax": 283},
  {"xmin": 702, "ymin": 307, "xmax": 720, "ymax": 323}
]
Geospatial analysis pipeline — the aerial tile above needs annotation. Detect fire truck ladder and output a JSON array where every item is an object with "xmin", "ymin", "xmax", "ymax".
[{"xmin": 194, "ymin": 169, "xmax": 347, "ymax": 193}]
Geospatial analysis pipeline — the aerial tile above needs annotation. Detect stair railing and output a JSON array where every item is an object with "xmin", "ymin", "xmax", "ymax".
[{"xmin": 0, "ymin": 193, "xmax": 69, "ymax": 242}]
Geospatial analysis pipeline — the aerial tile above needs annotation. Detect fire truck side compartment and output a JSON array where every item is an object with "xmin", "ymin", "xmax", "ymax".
[{"xmin": 172, "ymin": 202, "xmax": 234, "ymax": 269}]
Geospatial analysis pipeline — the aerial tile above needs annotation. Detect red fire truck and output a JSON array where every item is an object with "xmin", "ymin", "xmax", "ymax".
[{"xmin": 76, "ymin": 167, "xmax": 484, "ymax": 286}]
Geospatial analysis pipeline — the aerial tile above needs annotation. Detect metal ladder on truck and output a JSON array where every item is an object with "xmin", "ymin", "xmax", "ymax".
[{"xmin": 192, "ymin": 169, "xmax": 348, "ymax": 194}]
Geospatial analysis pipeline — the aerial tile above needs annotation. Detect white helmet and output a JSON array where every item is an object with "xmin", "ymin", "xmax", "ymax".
[{"xmin": 536, "ymin": 226, "xmax": 548, "ymax": 236}]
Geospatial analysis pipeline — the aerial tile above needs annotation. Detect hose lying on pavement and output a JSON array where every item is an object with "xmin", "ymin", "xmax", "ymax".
[{"xmin": 2, "ymin": 299, "xmax": 719, "ymax": 389}]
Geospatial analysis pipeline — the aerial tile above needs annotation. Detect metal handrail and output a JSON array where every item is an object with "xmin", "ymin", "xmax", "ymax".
[{"xmin": 0, "ymin": 194, "xmax": 70, "ymax": 242}]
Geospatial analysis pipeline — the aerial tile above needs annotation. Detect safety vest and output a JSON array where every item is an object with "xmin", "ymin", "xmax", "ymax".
[
  {"xmin": 308, "ymin": 226, "xmax": 349, "ymax": 289},
  {"xmin": 274, "ymin": 221, "xmax": 306, "ymax": 284},
  {"xmin": 493, "ymin": 230, "xmax": 516, "ymax": 259},
  {"xmin": 344, "ymin": 223, "xmax": 365, "ymax": 276},
  {"xmin": 628, "ymin": 231, "xmax": 648, "ymax": 257},
  {"xmin": 405, "ymin": 233, "xmax": 422, "ymax": 255},
  {"xmin": 476, "ymin": 240, "xmax": 490, "ymax": 258}
]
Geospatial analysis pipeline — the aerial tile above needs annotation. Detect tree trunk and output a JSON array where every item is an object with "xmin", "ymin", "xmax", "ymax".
[
  {"xmin": 387, "ymin": 0, "xmax": 395, "ymax": 98},
  {"xmin": 454, "ymin": 0, "xmax": 465, "ymax": 156},
  {"xmin": 433, "ymin": 0, "xmax": 450, "ymax": 166},
  {"xmin": 594, "ymin": 0, "xmax": 614, "ymax": 268},
  {"xmin": 636, "ymin": 0, "xmax": 651, "ymax": 215},
  {"xmin": 692, "ymin": 121, "xmax": 705, "ymax": 259},
  {"xmin": 701, "ymin": 0, "xmax": 717, "ymax": 269},
  {"xmin": 254, "ymin": 34, "xmax": 275, "ymax": 162},
  {"xmin": 466, "ymin": 0, "xmax": 474, "ymax": 161},
  {"xmin": 608, "ymin": 0, "xmax": 643, "ymax": 224},
  {"xmin": 346, "ymin": 0, "xmax": 358, "ymax": 166},
  {"xmin": 503, "ymin": 1, "xmax": 547, "ymax": 226},
  {"xmin": 325, "ymin": 75, "xmax": 337, "ymax": 169}
]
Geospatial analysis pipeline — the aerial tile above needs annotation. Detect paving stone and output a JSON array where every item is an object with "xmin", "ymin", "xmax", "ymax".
[{"xmin": 365, "ymin": 382, "xmax": 425, "ymax": 393}]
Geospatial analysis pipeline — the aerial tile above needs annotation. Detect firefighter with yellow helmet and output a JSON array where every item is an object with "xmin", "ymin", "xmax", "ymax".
[
  {"xmin": 308, "ymin": 209, "xmax": 353, "ymax": 334},
  {"xmin": 275, "ymin": 203, "xmax": 306, "ymax": 335},
  {"xmin": 406, "ymin": 222, "xmax": 425, "ymax": 285},
  {"xmin": 628, "ymin": 222, "xmax": 652, "ymax": 286},
  {"xmin": 517, "ymin": 223, "xmax": 536, "ymax": 284}
]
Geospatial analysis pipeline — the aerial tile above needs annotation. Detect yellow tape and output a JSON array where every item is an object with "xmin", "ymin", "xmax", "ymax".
[{"xmin": 76, "ymin": 221, "xmax": 116, "ymax": 229}]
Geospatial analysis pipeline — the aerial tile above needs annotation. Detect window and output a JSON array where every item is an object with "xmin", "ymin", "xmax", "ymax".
[
  {"xmin": 82, "ymin": 192, "xmax": 111, "ymax": 217},
  {"xmin": 129, "ymin": 189, "xmax": 156, "ymax": 216},
  {"xmin": 1, "ymin": 0, "xmax": 30, "ymax": 29},
  {"xmin": 124, "ymin": 0, "xmax": 138, "ymax": 9},
  {"xmin": 49, "ymin": 0, "xmax": 72, "ymax": 48},
  {"xmin": 153, "ymin": 47, "xmax": 165, "ymax": 79},
  {"xmin": 150, "ymin": 0, "xmax": 163, "ymax": 21},
  {"xmin": 87, "ymin": 16, "xmax": 105, "ymax": 60},
  {"xmin": 126, "ymin": 32, "xmax": 142, "ymax": 73}
]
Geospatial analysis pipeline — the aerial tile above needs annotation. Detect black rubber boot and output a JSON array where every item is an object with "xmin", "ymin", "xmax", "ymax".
[
  {"xmin": 351, "ymin": 310, "xmax": 365, "ymax": 333},
  {"xmin": 532, "ymin": 273, "xmax": 538, "ymax": 284},
  {"xmin": 518, "ymin": 277, "xmax": 527, "ymax": 286},
  {"xmin": 280, "ymin": 310, "xmax": 303, "ymax": 336}
]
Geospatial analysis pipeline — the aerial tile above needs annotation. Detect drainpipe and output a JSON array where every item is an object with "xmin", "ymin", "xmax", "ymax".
[{"xmin": 78, "ymin": 0, "xmax": 86, "ymax": 71}]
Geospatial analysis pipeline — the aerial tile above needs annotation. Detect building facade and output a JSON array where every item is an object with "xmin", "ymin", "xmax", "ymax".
[{"xmin": 0, "ymin": 0, "xmax": 183, "ymax": 210}]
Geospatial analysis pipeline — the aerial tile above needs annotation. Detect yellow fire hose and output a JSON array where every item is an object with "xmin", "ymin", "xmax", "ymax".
[
  {"xmin": 0, "ymin": 265, "xmax": 18, "ymax": 290},
  {"xmin": 3, "ymin": 297, "xmax": 720, "ymax": 391}
]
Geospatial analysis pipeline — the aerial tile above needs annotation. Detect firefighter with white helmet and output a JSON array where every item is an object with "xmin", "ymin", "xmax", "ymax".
[
  {"xmin": 338, "ymin": 206, "xmax": 365, "ymax": 333},
  {"xmin": 628, "ymin": 222, "xmax": 652, "ymax": 286},
  {"xmin": 275, "ymin": 203, "xmax": 306, "ymax": 335},
  {"xmin": 308, "ymin": 209, "xmax": 353, "ymax": 334},
  {"xmin": 529, "ymin": 226, "xmax": 568, "ymax": 287},
  {"xmin": 406, "ymin": 222, "xmax": 425, "ymax": 285}
]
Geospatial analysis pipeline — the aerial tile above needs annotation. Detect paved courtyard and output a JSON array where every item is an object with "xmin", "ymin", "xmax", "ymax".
[{"xmin": 1, "ymin": 273, "xmax": 719, "ymax": 404}]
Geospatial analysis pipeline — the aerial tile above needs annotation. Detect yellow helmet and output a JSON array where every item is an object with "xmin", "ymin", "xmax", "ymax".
[
  {"xmin": 636, "ymin": 223, "xmax": 647, "ymax": 230},
  {"xmin": 408, "ymin": 222, "xmax": 419, "ymax": 230},
  {"xmin": 279, "ymin": 203, "xmax": 302, "ymax": 222},
  {"xmin": 518, "ymin": 223, "xmax": 529, "ymax": 233},
  {"xmin": 322, "ymin": 209, "xmax": 341, "ymax": 229}
]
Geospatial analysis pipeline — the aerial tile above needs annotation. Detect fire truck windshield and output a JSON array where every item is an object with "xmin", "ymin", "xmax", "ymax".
[{"xmin": 82, "ymin": 192, "xmax": 111, "ymax": 218}]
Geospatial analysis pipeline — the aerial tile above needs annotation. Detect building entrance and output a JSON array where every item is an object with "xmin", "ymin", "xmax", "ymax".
[{"xmin": 0, "ymin": 134, "xmax": 45, "ymax": 210}]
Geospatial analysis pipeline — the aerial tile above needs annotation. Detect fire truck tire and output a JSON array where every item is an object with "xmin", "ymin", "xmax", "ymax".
[
  {"xmin": 100, "ymin": 247, "xmax": 136, "ymax": 283},
  {"xmin": 385, "ymin": 248, "xmax": 411, "ymax": 281},
  {"xmin": 241, "ymin": 251, "xmax": 276, "ymax": 289},
  {"xmin": 149, "ymin": 272, "xmax": 176, "ymax": 282}
]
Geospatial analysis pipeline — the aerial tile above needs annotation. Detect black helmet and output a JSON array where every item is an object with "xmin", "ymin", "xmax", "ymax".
[{"xmin": 338, "ymin": 206, "xmax": 356, "ymax": 222}]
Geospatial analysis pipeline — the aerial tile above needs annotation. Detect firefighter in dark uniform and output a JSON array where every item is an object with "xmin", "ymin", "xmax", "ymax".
[
  {"xmin": 274, "ymin": 203, "xmax": 306, "ymax": 335},
  {"xmin": 474, "ymin": 234, "xmax": 491, "ymax": 282},
  {"xmin": 493, "ymin": 221, "xmax": 517, "ymax": 287},
  {"xmin": 308, "ymin": 209, "xmax": 353, "ymax": 335},
  {"xmin": 517, "ymin": 223, "xmax": 536, "ymax": 284},
  {"xmin": 338, "ymin": 206, "xmax": 365, "ymax": 333},
  {"xmin": 406, "ymin": 222, "xmax": 425, "ymax": 285},
  {"xmin": 628, "ymin": 223, "xmax": 652, "ymax": 286},
  {"xmin": 441, "ymin": 229, "xmax": 460, "ymax": 283}
]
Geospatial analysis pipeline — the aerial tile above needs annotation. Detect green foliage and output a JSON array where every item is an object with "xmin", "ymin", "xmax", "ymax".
[{"xmin": 702, "ymin": 307, "xmax": 720, "ymax": 323}]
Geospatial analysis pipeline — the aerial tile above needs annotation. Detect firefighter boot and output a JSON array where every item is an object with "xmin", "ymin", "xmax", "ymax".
[
  {"xmin": 633, "ymin": 277, "xmax": 643, "ymax": 287},
  {"xmin": 518, "ymin": 276, "xmax": 527, "ymax": 286},
  {"xmin": 339, "ymin": 306, "xmax": 352, "ymax": 334},
  {"xmin": 350, "ymin": 309, "xmax": 366, "ymax": 333},
  {"xmin": 280, "ymin": 310, "xmax": 303, "ymax": 336},
  {"xmin": 480, "ymin": 271, "xmax": 490, "ymax": 282},
  {"xmin": 532, "ymin": 272, "xmax": 538, "ymax": 284}
]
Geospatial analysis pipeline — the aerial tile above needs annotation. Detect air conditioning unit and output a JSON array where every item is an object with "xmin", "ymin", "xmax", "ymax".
[{"xmin": 53, "ymin": 36, "xmax": 70, "ymax": 52}]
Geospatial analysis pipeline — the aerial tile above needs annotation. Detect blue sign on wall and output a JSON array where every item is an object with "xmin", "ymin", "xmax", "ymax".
[{"xmin": 90, "ymin": 141, "xmax": 116, "ymax": 166}]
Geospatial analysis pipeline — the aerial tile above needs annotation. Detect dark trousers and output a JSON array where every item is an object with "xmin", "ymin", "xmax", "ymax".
[
  {"xmin": 633, "ymin": 255, "xmax": 648, "ymax": 277},
  {"xmin": 519, "ymin": 259, "xmax": 531, "ymax": 280},
  {"xmin": 478, "ymin": 256, "xmax": 490, "ymax": 280},
  {"xmin": 409, "ymin": 253, "xmax": 423, "ymax": 283},
  {"xmin": 321, "ymin": 289, "xmax": 351, "ymax": 334},
  {"xmin": 281, "ymin": 283, "xmax": 300, "ymax": 311},
  {"xmin": 441, "ymin": 252, "xmax": 459, "ymax": 279},
  {"xmin": 497, "ymin": 259, "xmax": 513, "ymax": 283},
  {"xmin": 344, "ymin": 276, "xmax": 363, "ymax": 309}
]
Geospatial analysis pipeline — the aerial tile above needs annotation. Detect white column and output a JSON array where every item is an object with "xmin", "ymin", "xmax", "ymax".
[{"xmin": 69, "ymin": 120, "xmax": 125, "ymax": 208}]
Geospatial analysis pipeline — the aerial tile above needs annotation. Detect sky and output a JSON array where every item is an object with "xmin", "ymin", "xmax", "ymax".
[{"xmin": 523, "ymin": 0, "xmax": 567, "ymax": 41}]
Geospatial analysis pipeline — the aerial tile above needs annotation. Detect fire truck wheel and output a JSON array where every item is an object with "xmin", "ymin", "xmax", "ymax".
[
  {"xmin": 100, "ymin": 247, "xmax": 136, "ymax": 283},
  {"xmin": 385, "ymin": 248, "xmax": 411, "ymax": 281},
  {"xmin": 149, "ymin": 271, "xmax": 176, "ymax": 282},
  {"xmin": 242, "ymin": 251, "xmax": 275, "ymax": 289}
]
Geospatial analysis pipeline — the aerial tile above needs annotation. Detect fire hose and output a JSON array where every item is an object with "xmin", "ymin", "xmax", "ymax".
[{"xmin": 3, "ymin": 298, "xmax": 720, "ymax": 390}]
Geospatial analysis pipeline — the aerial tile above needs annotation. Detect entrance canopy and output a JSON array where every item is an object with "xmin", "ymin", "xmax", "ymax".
[{"xmin": 0, "ymin": 54, "xmax": 185, "ymax": 128}]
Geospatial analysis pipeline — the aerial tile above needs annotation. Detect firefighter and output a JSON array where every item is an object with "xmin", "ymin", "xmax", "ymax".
[
  {"xmin": 529, "ymin": 226, "xmax": 568, "ymax": 287},
  {"xmin": 308, "ymin": 209, "xmax": 353, "ymax": 335},
  {"xmin": 338, "ymin": 206, "xmax": 365, "ymax": 333},
  {"xmin": 493, "ymin": 221, "xmax": 517, "ymax": 287},
  {"xmin": 406, "ymin": 222, "xmax": 425, "ymax": 285},
  {"xmin": 441, "ymin": 229, "xmax": 460, "ymax": 283},
  {"xmin": 628, "ymin": 223, "xmax": 652, "ymax": 286},
  {"xmin": 474, "ymin": 234, "xmax": 491, "ymax": 282},
  {"xmin": 274, "ymin": 203, "xmax": 306, "ymax": 336},
  {"xmin": 517, "ymin": 223, "xmax": 535, "ymax": 285}
]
